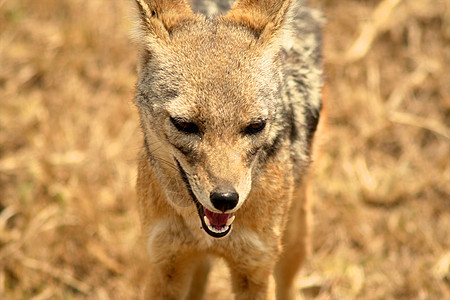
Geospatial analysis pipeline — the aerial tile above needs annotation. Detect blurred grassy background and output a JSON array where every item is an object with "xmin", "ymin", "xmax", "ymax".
[{"xmin": 0, "ymin": 0, "xmax": 449, "ymax": 299}]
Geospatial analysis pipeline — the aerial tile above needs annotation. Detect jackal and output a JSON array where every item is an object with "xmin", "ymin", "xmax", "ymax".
[{"xmin": 132, "ymin": 0, "xmax": 323, "ymax": 298}]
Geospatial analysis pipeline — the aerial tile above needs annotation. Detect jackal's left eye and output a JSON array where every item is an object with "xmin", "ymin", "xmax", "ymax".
[
  {"xmin": 244, "ymin": 120, "xmax": 267, "ymax": 135},
  {"xmin": 170, "ymin": 117, "xmax": 199, "ymax": 134}
]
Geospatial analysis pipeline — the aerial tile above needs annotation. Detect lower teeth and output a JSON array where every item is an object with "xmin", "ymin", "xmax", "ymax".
[
  {"xmin": 207, "ymin": 225, "xmax": 229, "ymax": 234},
  {"xmin": 203, "ymin": 214, "xmax": 235, "ymax": 234}
]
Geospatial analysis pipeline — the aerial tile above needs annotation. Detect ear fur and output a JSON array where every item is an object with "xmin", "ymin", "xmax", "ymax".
[
  {"xmin": 224, "ymin": 0, "xmax": 294, "ymax": 44},
  {"xmin": 133, "ymin": 0, "xmax": 194, "ymax": 42}
]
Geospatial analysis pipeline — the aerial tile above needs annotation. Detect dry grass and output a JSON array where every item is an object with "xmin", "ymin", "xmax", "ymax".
[{"xmin": 0, "ymin": 0, "xmax": 449, "ymax": 299}]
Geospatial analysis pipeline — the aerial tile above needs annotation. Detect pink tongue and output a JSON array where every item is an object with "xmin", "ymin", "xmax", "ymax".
[{"xmin": 204, "ymin": 208, "xmax": 230, "ymax": 227}]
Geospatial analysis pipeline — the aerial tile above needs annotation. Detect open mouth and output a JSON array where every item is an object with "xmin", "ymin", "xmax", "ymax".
[
  {"xmin": 198, "ymin": 205, "xmax": 234, "ymax": 237},
  {"xmin": 175, "ymin": 159, "xmax": 235, "ymax": 238}
]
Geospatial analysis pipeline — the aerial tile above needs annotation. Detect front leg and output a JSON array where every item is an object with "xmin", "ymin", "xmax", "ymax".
[
  {"xmin": 144, "ymin": 251, "xmax": 197, "ymax": 300},
  {"xmin": 225, "ymin": 230, "xmax": 280, "ymax": 300},
  {"xmin": 143, "ymin": 220, "xmax": 200, "ymax": 300},
  {"xmin": 229, "ymin": 265, "xmax": 276, "ymax": 300}
]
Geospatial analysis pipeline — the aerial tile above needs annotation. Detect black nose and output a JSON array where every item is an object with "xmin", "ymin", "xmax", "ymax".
[{"xmin": 210, "ymin": 187, "xmax": 239, "ymax": 212}]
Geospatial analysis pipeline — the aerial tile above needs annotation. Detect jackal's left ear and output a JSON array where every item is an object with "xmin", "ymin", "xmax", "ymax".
[
  {"xmin": 224, "ymin": 0, "xmax": 294, "ymax": 45},
  {"xmin": 133, "ymin": 0, "xmax": 194, "ymax": 43}
]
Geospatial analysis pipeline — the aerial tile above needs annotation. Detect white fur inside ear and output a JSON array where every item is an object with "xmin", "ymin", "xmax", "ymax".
[
  {"xmin": 128, "ymin": 1, "xmax": 161, "ymax": 47},
  {"xmin": 128, "ymin": 2, "xmax": 146, "ymax": 44},
  {"xmin": 129, "ymin": 0, "xmax": 193, "ymax": 47},
  {"xmin": 281, "ymin": 24, "xmax": 294, "ymax": 50}
]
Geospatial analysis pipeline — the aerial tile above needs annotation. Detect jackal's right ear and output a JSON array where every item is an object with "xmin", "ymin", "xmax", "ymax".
[
  {"xmin": 224, "ymin": 0, "xmax": 293, "ymax": 46},
  {"xmin": 133, "ymin": 0, "xmax": 194, "ymax": 43}
]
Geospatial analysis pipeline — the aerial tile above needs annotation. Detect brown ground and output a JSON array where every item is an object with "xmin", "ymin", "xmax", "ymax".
[{"xmin": 0, "ymin": 0, "xmax": 449, "ymax": 299}]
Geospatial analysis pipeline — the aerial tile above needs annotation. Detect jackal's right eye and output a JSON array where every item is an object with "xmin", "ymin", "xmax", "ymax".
[{"xmin": 170, "ymin": 117, "xmax": 199, "ymax": 134}]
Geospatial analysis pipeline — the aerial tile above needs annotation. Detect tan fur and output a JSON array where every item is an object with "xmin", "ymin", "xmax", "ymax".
[
  {"xmin": 224, "ymin": 0, "xmax": 293, "ymax": 43},
  {"xmin": 132, "ymin": 0, "xmax": 324, "ymax": 299}
]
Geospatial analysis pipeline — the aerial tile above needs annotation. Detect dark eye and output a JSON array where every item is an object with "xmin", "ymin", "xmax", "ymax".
[
  {"xmin": 244, "ymin": 120, "xmax": 267, "ymax": 135},
  {"xmin": 170, "ymin": 117, "xmax": 199, "ymax": 134}
]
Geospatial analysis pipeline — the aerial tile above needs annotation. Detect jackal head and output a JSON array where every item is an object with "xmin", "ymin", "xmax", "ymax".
[{"xmin": 133, "ymin": 0, "xmax": 296, "ymax": 238}]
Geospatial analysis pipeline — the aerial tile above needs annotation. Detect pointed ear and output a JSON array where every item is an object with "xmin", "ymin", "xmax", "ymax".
[
  {"xmin": 224, "ymin": 0, "xmax": 293, "ymax": 43},
  {"xmin": 133, "ymin": 0, "xmax": 194, "ymax": 42}
]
